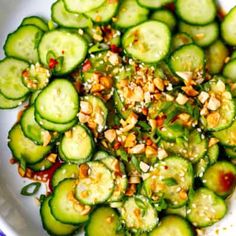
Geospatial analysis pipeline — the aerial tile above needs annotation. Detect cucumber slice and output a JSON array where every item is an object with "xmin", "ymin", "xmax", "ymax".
[
  {"xmin": 80, "ymin": 95, "xmax": 108, "ymax": 132},
  {"xmin": 120, "ymin": 195, "xmax": 158, "ymax": 232},
  {"xmin": 101, "ymin": 157, "xmax": 128, "ymax": 202},
  {"xmin": 35, "ymin": 112, "xmax": 77, "ymax": 132},
  {"xmin": 122, "ymin": 20, "xmax": 171, "ymax": 63},
  {"xmin": 64, "ymin": 0, "xmax": 106, "ymax": 13},
  {"xmin": 30, "ymin": 90, "xmax": 41, "ymax": 104},
  {"xmin": 176, "ymin": 0, "xmax": 217, "ymax": 25},
  {"xmin": 0, "ymin": 92, "xmax": 26, "ymax": 109},
  {"xmin": 60, "ymin": 124, "xmax": 95, "ymax": 164},
  {"xmin": 114, "ymin": 0, "xmax": 149, "ymax": 28},
  {"xmin": 169, "ymin": 44, "xmax": 205, "ymax": 80},
  {"xmin": 75, "ymin": 161, "xmax": 114, "ymax": 205},
  {"xmin": 4, "ymin": 25, "xmax": 43, "ymax": 63},
  {"xmin": 143, "ymin": 156, "xmax": 193, "ymax": 208},
  {"xmin": 213, "ymin": 119, "xmax": 236, "ymax": 147},
  {"xmin": 149, "ymin": 215, "xmax": 194, "ymax": 236},
  {"xmin": 202, "ymin": 161, "xmax": 236, "ymax": 197},
  {"xmin": 160, "ymin": 130, "xmax": 207, "ymax": 163},
  {"xmin": 171, "ymin": 33, "xmax": 193, "ymax": 51},
  {"xmin": 8, "ymin": 124, "xmax": 51, "ymax": 164},
  {"xmin": 223, "ymin": 58, "xmax": 236, "ymax": 81},
  {"xmin": 21, "ymin": 16, "xmax": 48, "ymax": 31},
  {"xmin": 206, "ymin": 40, "xmax": 229, "ymax": 75},
  {"xmin": 40, "ymin": 196, "xmax": 78, "ymax": 236},
  {"xmin": 51, "ymin": 0, "xmax": 91, "ymax": 29},
  {"xmin": 151, "ymin": 9, "xmax": 176, "ymax": 30},
  {"xmin": 51, "ymin": 163, "xmax": 79, "ymax": 188},
  {"xmin": 85, "ymin": 0, "xmax": 119, "ymax": 24},
  {"xmin": 35, "ymin": 79, "xmax": 79, "ymax": 124},
  {"xmin": 50, "ymin": 179, "xmax": 90, "ymax": 224},
  {"xmin": 194, "ymin": 156, "xmax": 209, "ymax": 178},
  {"xmin": 21, "ymin": 106, "xmax": 51, "ymax": 145},
  {"xmin": 179, "ymin": 21, "xmax": 219, "ymax": 47},
  {"xmin": 221, "ymin": 6, "xmax": 236, "ymax": 46},
  {"xmin": 165, "ymin": 206, "xmax": 187, "ymax": 218},
  {"xmin": 201, "ymin": 78, "xmax": 235, "ymax": 131},
  {"xmin": 137, "ymin": 0, "xmax": 173, "ymax": 9},
  {"xmin": 187, "ymin": 188, "xmax": 227, "ymax": 227},
  {"xmin": 93, "ymin": 150, "xmax": 109, "ymax": 160},
  {"xmin": 207, "ymin": 143, "xmax": 219, "ymax": 164},
  {"xmin": 85, "ymin": 207, "xmax": 124, "ymax": 236},
  {"xmin": 38, "ymin": 29, "xmax": 87, "ymax": 75},
  {"xmin": 225, "ymin": 147, "xmax": 236, "ymax": 159},
  {"xmin": 29, "ymin": 157, "xmax": 53, "ymax": 171},
  {"xmin": 0, "ymin": 57, "xmax": 29, "ymax": 100}
]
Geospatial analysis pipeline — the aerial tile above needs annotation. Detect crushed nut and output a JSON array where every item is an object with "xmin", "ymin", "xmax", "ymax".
[
  {"xmin": 124, "ymin": 133, "xmax": 137, "ymax": 148},
  {"xmin": 176, "ymin": 93, "xmax": 189, "ymax": 105},
  {"xmin": 104, "ymin": 129, "xmax": 117, "ymax": 143},
  {"xmin": 79, "ymin": 163, "xmax": 90, "ymax": 179},
  {"xmin": 80, "ymin": 101, "xmax": 93, "ymax": 115},
  {"xmin": 47, "ymin": 153, "xmax": 57, "ymax": 163},
  {"xmin": 198, "ymin": 91, "xmax": 209, "ymax": 104},
  {"xmin": 207, "ymin": 96, "xmax": 221, "ymax": 111},
  {"xmin": 128, "ymin": 144, "xmax": 145, "ymax": 154}
]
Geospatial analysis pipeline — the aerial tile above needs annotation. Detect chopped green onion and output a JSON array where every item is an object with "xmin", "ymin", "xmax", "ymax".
[{"xmin": 21, "ymin": 182, "xmax": 41, "ymax": 196}]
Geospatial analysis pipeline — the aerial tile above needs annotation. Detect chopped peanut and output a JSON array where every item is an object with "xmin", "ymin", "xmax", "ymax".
[
  {"xmin": 100, "ymin": 76, "xmax": 113, "ymax": 89},
  {"xmin": 42, "ymin": 131, "xmax": 52, "ymax": 147},
  {"xmin": 91, "ymin": 84, "xmax": 105, "ymax": 93},
  {"xmin": 207, "ymin": 96, "xmax": 221, "ymax": 111},
  {"xmin": 198, "ymin": 91, "xmax": 209, "ymax": 104},
  {"xmin": 18, "ymin": 166, "xmax": 25, "ymax": 177},
  {"xmin": 87, "ymin": 121, "xmax": 97, "ymax": 130},
  {"xmin": 179, "ymin": 190, "xmax": 188, "ymax": 200},
  {"xmin": 128, "ymin": 144, "xmax": 145, "ymax": 154},
  {"xmin": 157, "ymin": 148, "xmax": 168, "ymax": 160},
  {"xmin": 139, "ymin": 161, "xmax": 150, "ymax": 173},
  {"xmin": 145, "ymin": 146, "xmax": 157, "ymax": 157},
  {"xmin": 78, "ymin": 113, "xmax": 90, "ymax": 123},
  {"xmin": 47, "ymin": 153, "xmax": 57, "ymax": 163},
  {"xmin": 208, "ymin": 137, "xmax": 219, "ymax": 147},
  {"xmin": 79, "ymin": 163, "xmax": 90, "ymax": 179},
  {"xmin": 176, "ymin": 93, "xmax": 189, "ymax": 105},
  {"xmin": 182, "ymin": 86, "xmax": 199, "ymax": 97},
  {"xmin": 125, "ymin": 184, "xmax": 136, "ymax": 196},
  {"xmin": 124, "ymin": 133, "xmax": 137, "ymax": 148},
  {"xmin": 176, "ymin": 72, "xmax": 193, "ymax": 81},
  {"xmin": 80, "ymin": 101, "xmax": 93, "ymax": 115},
  {"xmin": 104, "ymin": 129, "xmax": 117, "ymax": 143},
  {"xmin": 65, "ymin": 130, "xmax": 72, "ymax": 138},
  {"xmin": 129, "ymin": 176, "xmax": 141, "ymax": 184},
  {"xmin": 153, "ymin": 77, "xmax": 164, "ymax": 91}
]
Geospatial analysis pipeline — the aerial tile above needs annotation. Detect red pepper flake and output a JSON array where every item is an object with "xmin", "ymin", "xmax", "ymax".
[
  {"xmin": 49, "ymin": 58, "xmax": 58, "ymax": 70},
  {"xmin": 82, "ymin": 59, "xmax": 92, "ymax": 72},
  {"xmin": 219, "ymin": 172, "xmax": 236, "ymax": 193},
  {"xmin": 110, "ymin": 44, "xmax": 122, "ymax": 53},
  {"xmin": 22, "ymin": 69, "xmax": 29, "ymax": 78},
  {"xmin": 114, "ymin": 142, "xmax": 121, "ymax": 150},
  {"xmin": 156, "ymin": 115, "xmax": 166, "ymax": 127},
  {"xmin": 61, "ymin": 50, "xmax": 65, "ymax": 54},
  {"xmin": 9, "ymin": 158, "xmax": 17, "ymax": 165},
  {"xmin": 164, "ymin": 166, "xmax": 169, "ymax": 170},
  {"xmin": 165, "ymin": 2, "xmax": 175, "ymax": 12}
]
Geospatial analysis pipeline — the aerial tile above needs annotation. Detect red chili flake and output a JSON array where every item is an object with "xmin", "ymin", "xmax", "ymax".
[
  {"xmin": 82, "ymin": 60, "xmax": 92, "ymax": 72},
  {"xmin": 146, "ymin": 139, "xmax": 153, "ymax": 146},
  {"xmin": 61, "ymin": 50, "xmax": 65, "ymax": 54},
  {"xmin": 156, "ymin": 115, "xmax": 166, "ymax": 127},
  {"xmin": 219, "ymin": 172, "xmax": 236, "ymax": 193},
  {"xmin": 102, "ymin": 26, "xmax": 112, "ymax": 35},
  {"xmin": 114, "ymin": 142, "xmax": 121, "ymax": 150},
  {"xmin": 9, "ymin": 158, "xmax": 17, "ymax": 165},
  {"xmin": 164, "ymin": 166, "xmax": 169, "ymax": 170},
  {"xmin": 49, "ymin": 58, "xmax": 58, "ymax": 69},
  {"xmin": 22, "ymin": 69, "xmax": 29, "ymax": 78},
  {"xmin": 218, "ymin": 7, "xmax": 226, "ymax": 20},
  {"xmin": 165, "ymin": 2, "xmax": 175, "ymax": 12},
  {"xmin": 110, "ymin": 44, "xmax": 122, "ymax": 53}
]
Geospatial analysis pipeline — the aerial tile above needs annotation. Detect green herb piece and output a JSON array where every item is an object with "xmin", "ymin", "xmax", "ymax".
[{"xmin": 21, "ymin": 182, "xmax": 41, "ymax": 196}]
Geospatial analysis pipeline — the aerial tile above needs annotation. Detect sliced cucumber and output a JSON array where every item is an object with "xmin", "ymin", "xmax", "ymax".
[
  {"xmin": 51, "ymin": 163, "xmax": 79, "ymax": 188},
  {"xmin": 169, "ymin": 44, "xmax": 205, "ymax": 80},
  {"xmin": 50, "ymin": 179, "xmax": 89, "ymax": 224},
  {"xmin": 4, "ymin": 25, "xmax": 43, "ymax": 63},
  {"xmin": 176, "ymin": 0, "xmax": 216, "ymax": 25},
  {"xmin": 206, "ymin": 39, "xmax": 229, "ymax": 75},
  {"xmin": 137, "ymin": 0, "xmax": 173, "ymax": 9},
  {"xmin": 21, "ymin": 16, "xmax": 48, "ymax": 31},
  {"xmin": 187, "ymin": 188, "xmax": 227, "ymax": 227},
  {"xmin": 225, "ymin": 147, "xmax": 236, "ymax": 159},
  {"xmin": 223, "ymin": 58, "xmax": 236, "ymax": 81},
  {"xmin": 149, "ymin": 215, "xmax": 194, "ymax": 236},
  {"xmin": 151, "ymin": 9, "xmax": 176, "ymax": 30},
  {"xmin": 221, "ymin": 6, "xmax": 236, "ymax": 46},
  {"xmin": 85, "ymin": 207, "xmax": 124, "ymax": 236},
  {"xmin": 171, "ymin": 33, "xmax": 193, "ymax": 51},
  {"xmin": 35, "ymin": 79, "xmax": 79, "ymax": 124},
  {"xmin": 207, "ymin": 143, "xmax": 219, "ymax": 164},
  {"xmin": 64, "ymin": 0, "xmax": 106, "ymax": 13},
  {"xmin": 40, "ymin": 196, "xmax": 78, "ymax": 236},
  {"xmin": 101, "ymin": 157, "xmax": 128, "ymax": 202},
  {"xmin": 201, "ymin": 78, "xmax": 235, "ymax": 131},
  {"xmin": 160, "ymin": 130, "xmax": 207, "ymax": 163},
  {"xmin": 179, "ymin": 21, "xmax": 219, "ymax": 47},
  {"xmin": 165, "ymin": 206, "xmax": 187, "ymax": 218},
  {"xmin": 85, "ymin": 0, "xmax": 119, "ymax": 24},
  {"xmin": 93, "ymin": 150, "xmax": 109, "ymax": 160},
  {"xmin": 8, "ymin": 124, "xmax": 51, "ymax": 164},
  {"xmin": 0, "ymin": 57, "xmax": 29, "ymax": 100},
  {"xmin": 30, "ymin": 90, "xmax": 41, "ymax": 105},
  {"xmin": 0, "ymin": 92, "xmax": 26, "ymax": 109},
  {"xmin": 38, "ymin": 29, "xmax": 87, "ymax": 75},
  {"xmin": 213, "ymin": 119, "xmax": 236, "ymax": 147},
  {"xmin": 143, "ymin": 156, "xmax": 193, "ymax": 208},
  {"xmin": 114, "ymin": 0, "xmax": 149, "ymax": 28},
  {"xmin": 194, "ymin": 156, "xmax": 209, "ymax": 178},
  {"xmin": 29, "ymin": 157, "xmax": 53, "ymax": 172},
  {"xmin": 60, "ymin": 124, "xmax": 95, "ymax": 164},
  {"xmin": 51, "ymin": 0, "xmax": 91, "ymax": 29},
  {"xmin": 21, "ymin": 106, "xmax": 51, "ymax": 145},
  {"xmin": 75, "ymin": 161, "xmax": 114, "ymax": 205},
  {"xmin": 35, "ymin": 112, "xmax": 77, "ymax": 133},
  {"xmin": 202, "ymin": 161, "xmax": 236, "ymax": 197},
  {"xmin": 120, "ymin": 195, "xmax": 158, "ymax": 232},
  {"xmin": 122, "ymin": 20, "xmax": 171, "ymax": 63}
]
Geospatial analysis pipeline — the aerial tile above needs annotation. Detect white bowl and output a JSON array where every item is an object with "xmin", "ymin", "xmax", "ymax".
[{"xmin": 0, "ymin": 1, "xmax": 235, "ymax": 235}]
